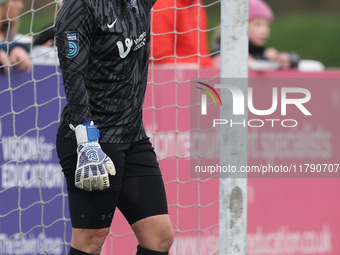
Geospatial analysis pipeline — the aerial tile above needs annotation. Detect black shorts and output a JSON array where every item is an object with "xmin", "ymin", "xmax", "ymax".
[{"xmin": 56, "ymin": 136, "xmax": 168, "ymax": 229}]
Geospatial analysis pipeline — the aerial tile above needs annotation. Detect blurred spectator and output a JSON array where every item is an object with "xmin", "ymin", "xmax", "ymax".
[
  {"xmin": 0, "ymin": 0, "xmax": 32, "ymax": 74},
  {"xmin": 213, "ymin": 0, "xmax": 300, "ymax": 70},
  {"xmin": 248, "ymin": 0, "xmax": 299, "ymax": 69},
  {"xmin": 31, "ymin": 0, "xmax": 62, "ymax": 47},
  {"xmin": 31, "ymin": 24, "xmax": 59, "ymax": 66},
  {"xmin": 150, "ymin": 0, "xmax": 213, "ymax": 68},
  {"xmin": 33, "ymin": 25, "xmax": 54, "ymax": 47}
]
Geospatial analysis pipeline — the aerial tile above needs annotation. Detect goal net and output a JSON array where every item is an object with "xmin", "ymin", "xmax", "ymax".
[
  {"xmin": 4, "ymin": 0, "xmax": 340, "ymax": 254},
  {"xmin": 0, "ymin": 0, "xmax": 223, "ymax": 254}
]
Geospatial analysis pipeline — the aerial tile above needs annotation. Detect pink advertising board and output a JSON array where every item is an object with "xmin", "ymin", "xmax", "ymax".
[{"xmin": 102, "ymin": 69, "xmax": 340, "ymax": 255}]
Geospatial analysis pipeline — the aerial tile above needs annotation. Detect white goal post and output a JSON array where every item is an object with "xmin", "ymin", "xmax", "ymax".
[{"xmin": 219, "ymin": 0, "xmax": 248, "ymax": 255}]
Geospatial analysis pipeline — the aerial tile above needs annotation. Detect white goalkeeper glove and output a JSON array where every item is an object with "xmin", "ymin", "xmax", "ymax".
[{"xmin": 70, "ymin": 121, "xmax": 116, "ymax": 191}]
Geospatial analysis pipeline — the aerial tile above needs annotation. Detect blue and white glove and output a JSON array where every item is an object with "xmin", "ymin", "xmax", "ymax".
[{"xmin": 70, "ymin": 121, "xmax": 116, "ymax": 191}]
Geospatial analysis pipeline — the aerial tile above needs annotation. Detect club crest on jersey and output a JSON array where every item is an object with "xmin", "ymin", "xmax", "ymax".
[{"xmin": 65, "ymin": 31, "xmax": 79, "ymax": 58}]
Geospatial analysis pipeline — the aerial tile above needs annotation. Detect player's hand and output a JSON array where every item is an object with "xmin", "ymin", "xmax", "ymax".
[
  {"xmin": 71, "ymin": 121, "xmax": 116, "ymax": 191},
  {"xmin": 75, "ymin": 141, "xmax": 115, "ymax": 191}
]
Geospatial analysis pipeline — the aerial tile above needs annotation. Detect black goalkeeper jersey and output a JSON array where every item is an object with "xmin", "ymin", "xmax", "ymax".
[{"xmin": 55, "ymin": 0, "xmax": 155, "ymax": 143}]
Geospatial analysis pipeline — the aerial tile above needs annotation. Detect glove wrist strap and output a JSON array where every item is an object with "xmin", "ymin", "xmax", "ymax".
[{"xmin": 72, "ymin": 121, "xmax": 100, "ymax": 144}]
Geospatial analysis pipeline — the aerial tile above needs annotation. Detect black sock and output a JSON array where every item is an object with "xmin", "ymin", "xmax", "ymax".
[
  {"xmin": 136, "ymin": 245, "xmax": 169, "ymax": 255},
  {"xmin": 69, "ymin": 247, "xmax": 92, "ymax": 255}
]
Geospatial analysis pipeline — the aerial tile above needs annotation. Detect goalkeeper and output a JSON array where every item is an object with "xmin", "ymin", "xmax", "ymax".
[{"xmin": 55, "ymin": 0, "xmax": 173, "ymax": 255}]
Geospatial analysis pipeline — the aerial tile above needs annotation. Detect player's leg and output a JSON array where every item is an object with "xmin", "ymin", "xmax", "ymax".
[
  {"xmin": 66, "ymin": 191, "xmax": 119, "ymax": 254},
  {"xmin": 68, "ymin": 228, "xmax": 110, "ymax": 255},
  {"xmin": 56, "ymin": 136, "xmax": 128, "ymax": 255},
  {"xmin": 118, "ymin": 138, "xmax": 174, "ymax": 254},
  {"xmin": 132, "ymin": 214, "xmax": 174, "ymax": 253},
  {"xmin": 118, "ymin": 176, "xmax": 174, "ymax": 254}
]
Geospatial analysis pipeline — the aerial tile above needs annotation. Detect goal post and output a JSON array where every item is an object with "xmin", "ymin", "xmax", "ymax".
[{"xmin": 219, "ymin": 0, "xmax": 248, "ymax": 254}]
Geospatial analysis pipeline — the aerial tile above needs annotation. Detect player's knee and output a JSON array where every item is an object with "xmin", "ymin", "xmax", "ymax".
[
  {"xmin": 162, "ymin": 231, "xmax": 174, "ymax": 251},
  {"xmin": 86, "ymin": 228, "xmax": 110, "ymax": 254},
  {"xmin": 137, "ymin": 223, "xmax": 174, "ymax": 252},
  {"xmin": 133, "ymin": 215, "xmax": 174, "ymax": 252},
  {"xmin": 90, "ymin": 227, "xmax": 110, "ymax": 244},
  {"xmin": 156, "ymin": 224, "xmax": 174, "ymax": 251}
]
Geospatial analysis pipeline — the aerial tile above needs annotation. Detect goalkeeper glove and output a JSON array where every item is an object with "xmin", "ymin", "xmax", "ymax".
[{"xmin": 70, "ymin": 121, "xmax": 116, "ymax": 191}]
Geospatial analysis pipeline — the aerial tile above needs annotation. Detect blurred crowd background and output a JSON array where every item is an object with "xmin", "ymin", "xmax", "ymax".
[{"xmin": 19, "ymin": 0, "xmax": 340, "ymax": 68}]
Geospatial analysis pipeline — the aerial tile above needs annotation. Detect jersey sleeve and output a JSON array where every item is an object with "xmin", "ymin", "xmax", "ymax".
[{"xmin": 55, "ymin": 0, "xmax": 94, "ymax": 126}]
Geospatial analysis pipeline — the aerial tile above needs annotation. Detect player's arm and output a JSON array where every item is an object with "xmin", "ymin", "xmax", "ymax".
[
  {"xmin": 55, "ymin": 0, "xmax": 93, "ymax": 126},
  {"xmin": 55, "ymin": 0, "xmax": 116, "ymax": 191}
]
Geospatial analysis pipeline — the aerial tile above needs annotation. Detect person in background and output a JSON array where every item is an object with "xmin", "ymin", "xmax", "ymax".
[
  {"xmin": 0, "ymin": 0, "xmax": 32, "ymax": 74},
  {"xmin": 33, "ymin": 26, "xmax": 55, "ymax": 47},
  {"xmin": 248, "ymin": 0, "xmax": 299, "ymax": 69},
  {"xmin": 212, "ymin": 0, "xmax": 299, "ymax": 70},
  {"xmin": 150, "ymin": 0, "xmax": 213, "ymax": 68},
  {"xmin": 31, "ymin": 24, "xmax": 59, "ymax": 65}
]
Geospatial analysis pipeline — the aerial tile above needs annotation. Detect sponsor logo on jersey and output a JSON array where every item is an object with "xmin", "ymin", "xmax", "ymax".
[
  {"xmin": 133, "ymin": 31, "xmax": 146, "ymax": 51},
  {"xmin": 64, "ymin": 31, "xmax": 79, "ymax": 58},
  {"xmin": 116, "ymin": 31, "xmax": 146, "ymax": 59},
  {"xmin": 117, "ymin": 38, "xmax": 133, "ymax": 58}
]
